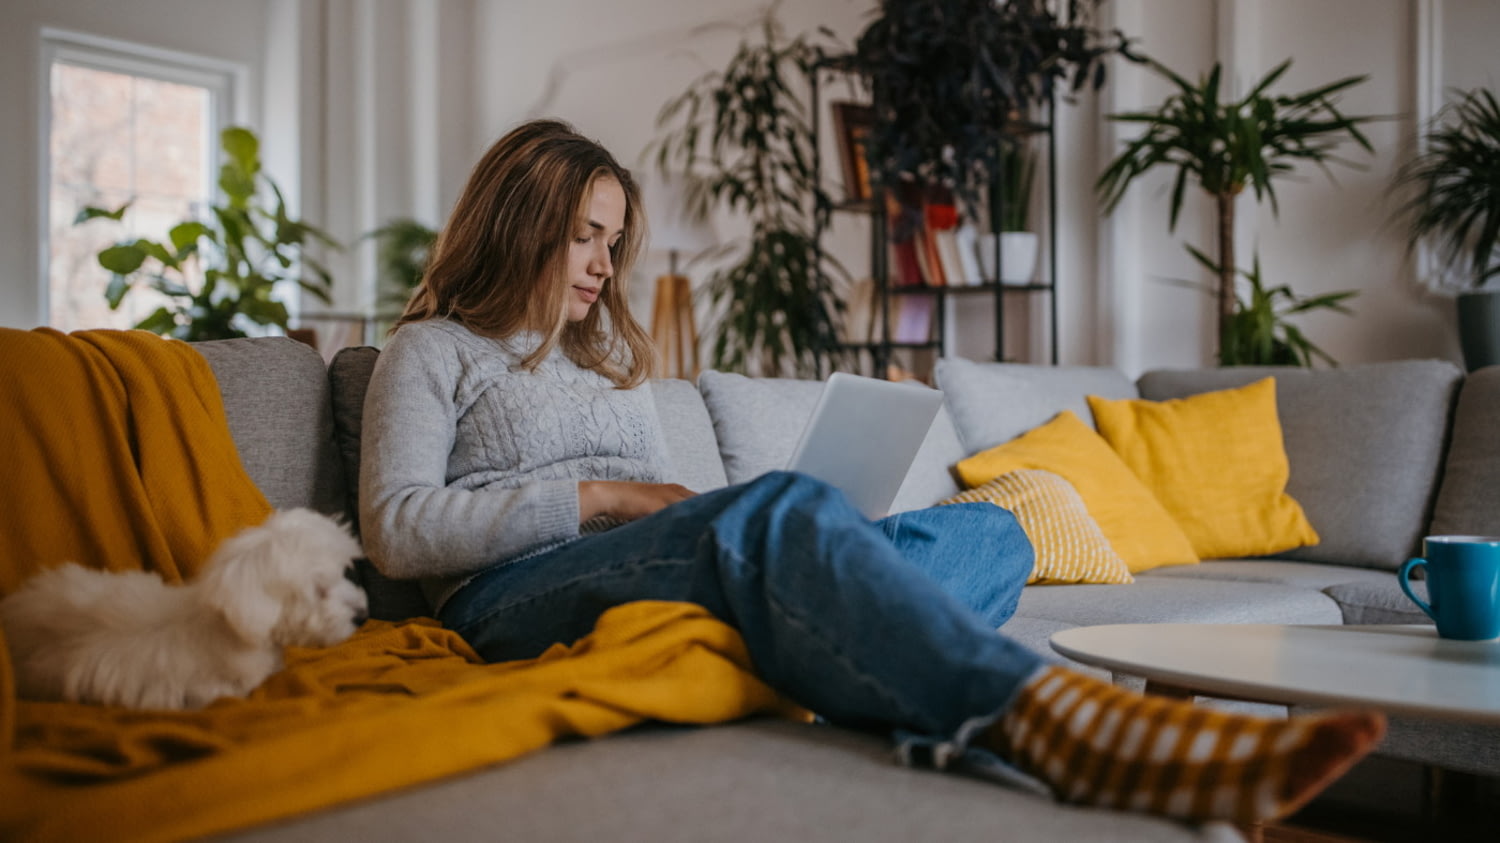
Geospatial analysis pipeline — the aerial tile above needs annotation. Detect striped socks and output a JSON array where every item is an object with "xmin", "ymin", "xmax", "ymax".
[{"xmin": 982, "ymin": 666, "xmax": 1386, "ymax": 823}]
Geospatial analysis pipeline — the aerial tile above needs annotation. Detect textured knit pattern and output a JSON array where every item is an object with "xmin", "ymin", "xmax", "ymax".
[
  {"xmin": 359, "ymin": 320, "xmax": 669, "ymax": 608},
  {"xmin": 940, "ymin": 470, "xmax": 1132, "ymax": 585},
  {"xmin": 984, "ymin": 667, "xmax": 1385, "ymax": 824}
]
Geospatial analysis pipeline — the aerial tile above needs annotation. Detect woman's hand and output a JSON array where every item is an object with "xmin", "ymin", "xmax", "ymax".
[{"xmin": 578, "ymin": 481, "xmax": 696, "ymax": 524}]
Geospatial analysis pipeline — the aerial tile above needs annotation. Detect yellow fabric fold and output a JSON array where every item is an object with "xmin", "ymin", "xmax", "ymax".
[
  {"xmin": 0, "ymin": 327, "xmax": 272, "ymax": 592},
  {"xmin": 1, "ymin": 604, "xmax": 795, "ymax": 843},
  {"xmin": 0, "ymin": 328, "xmax": 795, "ymax": 842}
]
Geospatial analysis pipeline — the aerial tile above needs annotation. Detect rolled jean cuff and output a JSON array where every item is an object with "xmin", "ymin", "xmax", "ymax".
[{"xmin": 889, "ymin": 668, "xmax": 1052, "ymax": 798}]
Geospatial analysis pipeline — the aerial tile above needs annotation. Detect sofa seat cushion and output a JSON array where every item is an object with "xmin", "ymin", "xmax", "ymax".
[
  {"xmin": 935, "ymin": 359, "xmax": 1138, "ymax": 453},
  {"xmin": 1139, "ymin": 560, "xmax": 1420, "ymax": 626},
  {"xmin": 1136, "ymin": 360, "xmax": 1462, "ymax": 571},
  {"xmin": 1014, "ymin": 579, "xmax": 1344, "ymax": 626},
  {"xmin": 214, "ymin": 718, "xmax": 1238, "ymax": 843},
  {"xmin": 1322, "ymin": 580, "xmax": 1430, "ymax": 626},
  {"xmin": 1139, "ymin": 559, "xmax": 1396, "ymax": 591}
]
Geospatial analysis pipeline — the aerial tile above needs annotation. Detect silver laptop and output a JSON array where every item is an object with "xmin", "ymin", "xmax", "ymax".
[{"xmin": 785, "ymin": 372, "xmax": 944, "ymax": 519}]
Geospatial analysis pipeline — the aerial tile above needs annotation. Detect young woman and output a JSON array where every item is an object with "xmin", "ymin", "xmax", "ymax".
[{"xmin": 360, "ymin": 118, "xmax": 1383, "ymax": 826}]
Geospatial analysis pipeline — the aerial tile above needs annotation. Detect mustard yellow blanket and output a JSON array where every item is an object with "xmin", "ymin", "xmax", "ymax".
[{"xmin": 0, "ymin": 329, "xmax": 795, "ymax": 842}]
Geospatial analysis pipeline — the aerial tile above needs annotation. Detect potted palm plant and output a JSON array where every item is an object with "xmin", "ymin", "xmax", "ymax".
[
  {"xmin": 1096, "ymin": 58, "xmax": 1375, "ymax": 365},
  {"xmin": 650, "ymin": 16, "xmax": 846, "ymax": 377},
  {"xmin": 1394, "ymin": 87, "xmax": 1500, "ymax": 370},
  {"xmin": 76, "ymin": 127, "xmax": 338, "ymax": 341}
]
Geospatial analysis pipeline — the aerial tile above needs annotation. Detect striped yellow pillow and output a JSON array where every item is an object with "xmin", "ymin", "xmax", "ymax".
[{"xmin": 942, "ymin": 469, "xmax": 1133, "ymax": 585}]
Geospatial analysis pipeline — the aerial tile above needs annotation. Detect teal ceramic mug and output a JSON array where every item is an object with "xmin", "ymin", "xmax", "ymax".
[{"xmin": 1399, "ymin": 536, "xmax": 1500, "ymax": 641}]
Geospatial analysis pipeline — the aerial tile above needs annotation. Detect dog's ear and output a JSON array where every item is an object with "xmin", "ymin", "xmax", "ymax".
[{"xmin": 197, "ymin": 531, "xmax": 285, "ymax": 644}]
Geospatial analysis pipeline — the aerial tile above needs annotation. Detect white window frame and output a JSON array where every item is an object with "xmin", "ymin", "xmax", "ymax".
[{"xmin": 37, "ymin": 28, "xmax": 249, "ymax": 326}]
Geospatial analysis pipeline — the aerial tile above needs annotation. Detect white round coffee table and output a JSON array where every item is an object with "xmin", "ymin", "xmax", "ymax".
[{"xmin": 1050, "ymin": 623, "xmax": 1500, "ymax": 725}]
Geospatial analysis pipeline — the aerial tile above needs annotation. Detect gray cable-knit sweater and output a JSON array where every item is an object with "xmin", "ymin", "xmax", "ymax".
[{"xmin": 359, "ymin": 319, "xmax": 669, "ymax": 609}]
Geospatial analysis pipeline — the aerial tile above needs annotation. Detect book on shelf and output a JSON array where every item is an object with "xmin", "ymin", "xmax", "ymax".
[
  {"xmin": 892, "ymin": 295, "xmax": 934, "ymax": 343},
  {"xmin": 952, "ymin": 223, "xmax": 985, "ymax": 286},
  {"xmin": 841, "ymin": 277, "xmax": 878, "ymax": 344}
]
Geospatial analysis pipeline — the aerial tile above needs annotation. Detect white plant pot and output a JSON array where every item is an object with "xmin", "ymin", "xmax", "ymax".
[{"xmin": 976, "ymin": 231, "xmax": 1040, "ymax": 285}]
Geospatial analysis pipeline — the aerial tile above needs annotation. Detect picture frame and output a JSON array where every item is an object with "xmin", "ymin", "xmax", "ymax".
[{"xmin": 831, "ymin": 102, "xmax": 875, "ymax": 203}]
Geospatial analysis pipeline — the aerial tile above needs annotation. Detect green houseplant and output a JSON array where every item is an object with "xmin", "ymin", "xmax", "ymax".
[
  {"xmin": 77, "ymin": 126, "xmax": 338, "ymax": 341},
  {"xmin": 1187, "ymin": 247, "xmax": 1356, "ymax": 367},
  {"xmin": 650, "ymin": 16, "xmax": 846, "ymax": 377},
  {"xmin": 366, "ymin": 218, "xmax": 439, "ymax": 308},
  {"xmin": 851, "ymin": 0, "xmax": 1130, "ymax": 209},
  {"xmin": 1097, "ymin": 58, "xmax": 1374, "ymax": 365},
  {"xmin": 1393, "ymin": 87, "xmax": 1500, "ymax": 369}
]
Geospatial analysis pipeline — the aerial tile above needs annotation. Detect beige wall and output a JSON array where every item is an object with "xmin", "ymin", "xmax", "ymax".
[
  {"xmin": 1096, "ymin": 0, "xmax": 1490, "ymax": 374},
  {"xmin": 0, "ymin": 0, "xmax": 271, "ymax": 329}
]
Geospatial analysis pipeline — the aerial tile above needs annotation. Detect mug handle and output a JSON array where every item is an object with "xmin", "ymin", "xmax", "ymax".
[{"xmin": 1398, "ymin": 557, "xmax": 1438, "ymax": 623}]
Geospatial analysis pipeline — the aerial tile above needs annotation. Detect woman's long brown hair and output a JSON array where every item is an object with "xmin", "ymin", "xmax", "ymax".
[{"xmin": 397, "ymin": 119, "xmax": 654, "ymax": 388}]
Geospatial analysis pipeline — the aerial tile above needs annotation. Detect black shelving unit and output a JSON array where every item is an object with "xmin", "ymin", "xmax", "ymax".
[{"xmin": 809, "ymin": 57, "xmax": 1059, "ymax": 379}]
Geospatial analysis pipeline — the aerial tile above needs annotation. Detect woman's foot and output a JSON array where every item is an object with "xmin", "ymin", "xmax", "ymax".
[{"xmin": 982, "ymin": 666, "xmax": 1385, "ymax": 823}]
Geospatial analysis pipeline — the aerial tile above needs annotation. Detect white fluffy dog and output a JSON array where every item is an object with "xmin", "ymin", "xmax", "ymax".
[{"xmin": 0, "ymin": 508, "xmax": 368, "ymax": 710}]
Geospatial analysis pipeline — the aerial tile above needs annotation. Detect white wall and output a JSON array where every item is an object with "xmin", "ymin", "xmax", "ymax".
[
  {"xmin": 4, "ymin": 0, "xmax": 1494, "ymax": 373},
  {"xmin": 1095, "ymin": 0, "xmax": 1492, "ymax": 374},
  {"xmin": 0, "ymin": 0, "xmax": 272, "ymax": 329},
  {"xmin": 470, "ymin": 0, "xmax": 878, "ymax": 325}
]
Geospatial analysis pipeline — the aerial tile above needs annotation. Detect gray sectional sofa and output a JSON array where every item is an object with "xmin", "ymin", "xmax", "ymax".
[{"xmin": 191, "ymin": 336, "xmax": 1500, "ymax": 841}]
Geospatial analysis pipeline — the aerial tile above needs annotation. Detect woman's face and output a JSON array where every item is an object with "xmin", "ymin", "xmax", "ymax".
[{"xmin": 564, "ymin": 176, "xmax": 627, "ymax": 323}]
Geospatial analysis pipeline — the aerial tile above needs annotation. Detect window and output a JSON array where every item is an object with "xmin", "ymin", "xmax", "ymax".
[{"xmin": 41, "ymin": 30, "xmax": 240, "ymax": 332}]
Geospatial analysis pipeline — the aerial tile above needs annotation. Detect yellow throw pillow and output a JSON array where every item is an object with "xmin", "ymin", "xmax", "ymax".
[
  {"xmin": 1086, "ymin": 378, "xmax": 1319, "ymax": 560},
  {"xmin": 955, "ymin": 411, "xmax": 1198, "ymax": 573},
  {"xmin": 941, "ymin": 469, "xmax": 1134, "ymax": 585}
]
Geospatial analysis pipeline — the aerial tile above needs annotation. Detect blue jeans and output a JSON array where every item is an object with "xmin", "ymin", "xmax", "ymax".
[{"xmin": 438, "ymin": 471, "xmax": 1043, "ymax": 748}]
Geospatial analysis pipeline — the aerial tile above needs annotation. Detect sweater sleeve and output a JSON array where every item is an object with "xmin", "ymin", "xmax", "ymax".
[{"xmin": 358, "ymin": 326, "xmax": 581, "ymax": 580}]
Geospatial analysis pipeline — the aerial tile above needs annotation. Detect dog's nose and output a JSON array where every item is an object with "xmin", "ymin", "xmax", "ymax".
[{"xmin": 353, "ymin": 611, "xmax": 369, "ymax": 627}]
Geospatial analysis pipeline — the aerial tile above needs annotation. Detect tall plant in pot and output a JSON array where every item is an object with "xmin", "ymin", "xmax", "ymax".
[
  {"xmin": 981, "ymin": 141, "xmax": 1040, "ymax": 285},
  {"xmin": 1393, "ymin": 87, "xmax": 1500, "ymax": 370},
  {"xmin": 649, "ymin": 16, "xmax": 846, "ymax": 378},
  {"xmin": 1097, "ymin": 58, "xmax": 1374, "ymax": 365}
]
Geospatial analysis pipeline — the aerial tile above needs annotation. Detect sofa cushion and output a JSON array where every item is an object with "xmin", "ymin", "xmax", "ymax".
[
  {"xmin": 1013, "ymin": 578, "xmax": 1344, "ymax": 626},
  {"xmin": 1136, "ymin": 360, "xmax": 1463, "ymax": 570},
  {"xmin": 649, "ymin": 378, "xmax": 730, "ymax": 492},
  {"xmin": 942, "ymin": 470, "xmax": 1132, "ymax": 585},
  {"xmin": 1139, "ymin": 559, "xmax": 1395, "ymax": 591},
  {"xmin": 934, "ymin": 358, "xmax": 1138, "ymax": 453},
  {"xmin": 955, "ymin": 412, "xmax": 1198, "ymax": 574},
  {"xmin": 215, "ymin": 718, "xmax": 1236, "ymax": 843},
  {"xmin": 1087, "ymin": 378, "xmax": 1319, "ymax": 560},
  {"xmin": 1430, "ymin": 365, "xmax": 1500, "ymax": 537},
  {"xmin": 328, "ymin": 346, "xmax": 431, "ymax": 622},
  {"xmin": 1322, "ymin": 580, "xmax": 1430, "ymax": 626},
  {"xmin": 195, "ymin": 337, "xmax": 345, "ymax": 517},
  {"xmin": 697, "ymin": 370, "xmax": 963, "ymax": 513},
  {"xmin": 697, "ymin": 371, "xmax": 825, "ymax": 483}
]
